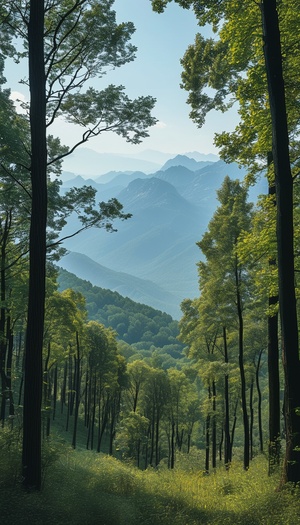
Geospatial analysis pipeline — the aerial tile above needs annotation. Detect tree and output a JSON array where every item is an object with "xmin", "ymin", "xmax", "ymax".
[
  {"xmin": 0, "ymin": 0, "xmax": 156, "ymax": 490},
  {"xmin": 198, "ymin": 177, "xmax": 253, "ymax": 470},
  {"xmin": 151, "ymin": 0, "xmax": 300, "ymax": 484},
  {"xmin": 261, "ymin": 0, "xmax": 300, "ymax": 484}
]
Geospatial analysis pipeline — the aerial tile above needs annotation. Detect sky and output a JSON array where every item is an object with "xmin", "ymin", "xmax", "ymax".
[{"xmin": 6, "ymin": 0, "xmax": 239, "ymax": 158}]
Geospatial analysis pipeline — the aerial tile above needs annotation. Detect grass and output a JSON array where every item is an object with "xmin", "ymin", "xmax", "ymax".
[{"xmin": 0, "ymin": 431, "xmax": 299, "ymax": 525}]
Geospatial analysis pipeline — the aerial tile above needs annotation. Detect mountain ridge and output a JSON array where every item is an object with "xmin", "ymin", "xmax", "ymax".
[{"xmin": 58, "ymin": 152, "xmax": 267, "ymax": 317}]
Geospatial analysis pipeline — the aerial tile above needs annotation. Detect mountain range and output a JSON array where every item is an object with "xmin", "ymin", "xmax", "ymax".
[{"xmin": 58, "ymin": 152, "xmax": 267, "ymax": 319}]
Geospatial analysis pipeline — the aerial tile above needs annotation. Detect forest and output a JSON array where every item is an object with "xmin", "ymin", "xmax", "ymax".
[{"xmin": 0, "ymin": 1, "xmax": 300, "ymax": 524}]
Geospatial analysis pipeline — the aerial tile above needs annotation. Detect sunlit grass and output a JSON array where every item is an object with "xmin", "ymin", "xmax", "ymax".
[{"xmin": 0, "ymin": 431, "xmax": 299, "ymax": 525}]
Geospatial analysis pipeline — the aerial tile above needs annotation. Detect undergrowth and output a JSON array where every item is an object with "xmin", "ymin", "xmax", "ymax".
[{"xmin": 0, "ymin": 430, "xmax": 299, "ymax": 525}]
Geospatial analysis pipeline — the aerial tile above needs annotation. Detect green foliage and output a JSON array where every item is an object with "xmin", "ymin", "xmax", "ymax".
[{"xmin": 58, "ymin": 268, "xmax": 185, "ymax": 358}]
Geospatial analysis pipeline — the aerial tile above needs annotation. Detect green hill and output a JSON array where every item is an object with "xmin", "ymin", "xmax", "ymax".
[{"xmin": 58, "ymin": 268, "xmax": 186, "ymax": 367}]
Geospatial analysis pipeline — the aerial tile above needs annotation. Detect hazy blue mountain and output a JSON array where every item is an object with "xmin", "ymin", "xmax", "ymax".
[
  {"xmin": 154, "ymin": 160, "xmax": 266, "ymax": 211},
  {"xmin": 96, "ymin": 171, "xmax": 148, "ymax": 187},
  {"xmin": 184, "ymin": 151, "xmax": 219, "ymax": 162},
  {"xmin": 61, "ymin": 175, "xmax": 100, "ymax": 190},
  {"xmin": 60, "ymin": 171, "xmax": 78, "ymax": 182},
  {"xmin": 153, "ymin": 166, "xmax": 196, "ymax": 189},
  {"xmin": 59, "ymin": 176, "xmax": 204, "ymax": 315},
  {"xmin": 58, "ymin": 154, "xmax": 268, "ymax": 317},
  {"xmin": 161, "ymin": 155, "xmax": 213, "ymax": 172},
  {"xmin": 59, "ymin": 251, "xmax": 181, "ymax": 318}
]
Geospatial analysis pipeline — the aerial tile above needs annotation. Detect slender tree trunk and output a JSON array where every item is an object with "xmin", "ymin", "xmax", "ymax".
[
  {"xmin": 155, "ymin": 410, "xmax": 160, "ymax": 466},
  {"xmin": 22, "ymin": 0, "xmax": 47, "ymax": 490},
  {"xmin": 235, "ymin": 265, "xmax": 250, "ymax": 470},
  {"xmin": 255, "ymin": 349, "xmax": 264, "ymax": 454},
  {"xmin": 212, "ymin": 380, "xmax": 217, "ymax": 469},
  {"xmin": 249, "ymin": 378, "xmax": 254, "ymax": 461},
  {"xmin": 6, "ymin": 318, "xmax": 14, "ymax": 417},
  {"xmin": 137, "ymin": 439, "xmax": 140, "ymax": 468},
  {"xmin": 84, "ymin": 369, "xmax": 89, "ymax": 427},
  {"xmin": 219, "ymin": 428, "xmax": 223, "ymax": 462},
  {"xmin": 205, "ymin": 385, "xmax": 211, "ymax": 475},
  {"xmin": 170, "ymin": 420, "xmax": 175, "ymax": 469},
  {"xmin": 60, "ymin": 360, "xmax": 68, "ymax": 414},
  {"xmin": 230, "ymin": 399, "xmax": 238, "ymax": 461},
  {"xmin": 262, "ymin": 0, "xmax": 300, "ymax": 484},
  {"xmin": 52, "ymin": 365, "xmax": 58, "ymax": 421},
  {"xmin": 72, "ymin": 332, "xmax": 81, "ymax": 449},
  {"xmin": 223, "ymin": 326, "xmax": 231, "ymax": 466},
  {"xmin": 149, "ymin": 404, "xmax": 155, "ymax": 466}
]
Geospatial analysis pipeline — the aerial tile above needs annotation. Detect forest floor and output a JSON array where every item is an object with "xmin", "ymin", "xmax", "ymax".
[{"xmin": 0, "ymin": 430, "xmax": 300, "ymax": 525}]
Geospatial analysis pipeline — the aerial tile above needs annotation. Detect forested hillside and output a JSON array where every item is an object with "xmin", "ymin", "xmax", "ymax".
[{"xmin": 58, "ymin": 268, "xmax": 186, "ymax": 366}]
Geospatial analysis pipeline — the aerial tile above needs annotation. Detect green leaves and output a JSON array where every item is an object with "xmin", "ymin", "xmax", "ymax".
[{"xmin": 61, "ymin": 85, "xmax": 157, "ymax": 144}]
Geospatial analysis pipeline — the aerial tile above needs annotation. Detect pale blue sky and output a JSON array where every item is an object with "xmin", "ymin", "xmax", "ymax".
[{"xmin": 7, "ymin": 0, "xmax": 239, "ymax": 157}]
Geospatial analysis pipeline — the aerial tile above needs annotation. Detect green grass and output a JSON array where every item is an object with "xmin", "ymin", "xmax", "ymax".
[{"xmin": 0, "ymin": 431, "xmax": 299, "ymax": 525}]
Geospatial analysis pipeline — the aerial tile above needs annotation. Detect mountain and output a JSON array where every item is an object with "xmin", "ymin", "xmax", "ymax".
[
  {"xmin": 96, "ymin": 171, "xmax": 148, "ymax": 186},
  {"xmin": 184, "ymin": 151, "xmax": 219, "ymax": 162},
  {"xmin": 59, "ymin": 251, "xmax": 181, "ymax": 318},
  {"xmin": 61, "ymin": 175, "xmax": 100, "ymax": 190},
  {"xmin": 59, "ymin": 176, "xmax": 204, "ymax": 316},
  {"xmin": 160, "ymin": 155, "xmax": 213, "ymax": 172},
  {"xmin": 61, "ymin": 148, "xmax": 161, "ymax": 176},
  {"xmin": 58, "ymin": 154, "xmax": 268, "ymax": 317}
]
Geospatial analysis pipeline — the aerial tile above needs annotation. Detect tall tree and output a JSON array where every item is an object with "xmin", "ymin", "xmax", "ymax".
[
  {"xmin": 21, "ymin": 0, "xmax": 47, "ymax": 490},
  {"xmin": 0, "ymin": 0, "xmax": 156, "ymax": 490},
  {"xmin": 152, "ymin": 0, "xmax": 300, "ymax": 484},
  {"xmin": 198, "ymin": 177, "xmax": 253, "ymax": 469},
  {"xmin": 261, "ymin": 0, "xmax": 300, "ymax": 484}
]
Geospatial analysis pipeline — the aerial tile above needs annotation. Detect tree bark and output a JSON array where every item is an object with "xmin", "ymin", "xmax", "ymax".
[
  {"xmin": 255, "ymin": 349, "xmax": 264, "ymax": 454},
  {"xmin": 22, "ymin": 0, "xmax": 47, "ymax": 491},
  {"xmin": 72, "ymin": 331, "xmax": 81, "ymax": 449},
  {"xmin": 262, "ymin": 0, "xmax": 300, "ymax": 484},
  {"xmin": 267, "ymin": 178, "xmax": 281, "ymax": 472},
  {"xmin": 235, "ymin": 263, "xmax": 250, "ymax": 470},
  {"xmin": 223, "ymin": 326, "xmax": 231, "ymax": 466},
  {"xmin": 212, "ymin": 380, "xmax": 217, "ymax": 469}
]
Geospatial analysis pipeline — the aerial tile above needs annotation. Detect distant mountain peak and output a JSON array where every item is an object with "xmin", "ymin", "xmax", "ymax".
[
  {"xmin": 160, "ymin": 154, "xmax": 215, "ymax": 172},
  {"xmin": 184, "ymin": 151, "xmax": 219, "ymax": 162}
]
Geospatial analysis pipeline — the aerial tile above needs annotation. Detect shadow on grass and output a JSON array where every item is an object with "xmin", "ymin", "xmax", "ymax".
[{"xmin": 1, "ymin": 446, "xmax": 299, "ymax": 525}]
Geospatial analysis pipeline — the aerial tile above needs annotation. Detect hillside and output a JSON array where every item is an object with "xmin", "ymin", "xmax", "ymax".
[
  {"xmin": 59, "ymin": 251, "xmax": 181, "ymax": 318},
  {"xmin": 57, "ymin": 268, "xmax": 186, "ymax": 366}
]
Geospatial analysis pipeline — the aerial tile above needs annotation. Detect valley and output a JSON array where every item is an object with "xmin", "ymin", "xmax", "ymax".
[{"xmin": 58, "ymin": 150, "xmax": 267, "ymax": 318}]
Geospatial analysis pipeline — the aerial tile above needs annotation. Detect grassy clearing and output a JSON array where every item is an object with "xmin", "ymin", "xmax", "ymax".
[{"xmin": 0, "ymin": 433, "xmax": 299, "ymax": 525}]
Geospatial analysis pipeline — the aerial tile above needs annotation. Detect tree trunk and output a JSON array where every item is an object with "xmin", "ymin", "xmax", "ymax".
[
  {"xmin": 230, "ymin": 399, "xmax": 238, "ymax": 462},
  {"xmin": 22, "ymin": 0, "xmax": 47, "ymax": 491},
  {"xmin": 170, "ymin": 421, "xmax": 175, "ymax": 469},
  {"xmin": 262, "ymin": 0, "xmax": 300, "ymax": 484},
  {"xmin": 249, "ymin": 378, "xmax": 254, "ymax": 461},
  {"xmin": 52, "ymin": 365, "xmax": 58, "ymax": 421},
  {"xmin": 60, "ymin": 360, "xmax": 68, "ymax": 414},
  {"xmin": 0, "ymin": 212, "xmax": 11, "ymax": 425},
  {"xmin": 72, "ymin": 332, "xmax": 81, "ymax": 449},
  {"xmin": 267, "ymin": 165, "xmax": 281, "ymax": 472},
  {"xmin": 212, "ymin": 380, "xmax": 217, "ymax": 469},
  {"xmin": 255, "ymin": 349, "xmax": 264, "ymax": 454},
  {"xmin": 223, "ymin": 326, "xmax": 231, "ymax": 466},
  {"xmin": 235, "ymin": 264, "xmax": 250, "ymax": 470},
  {"xmin": 205, "ymin": 413, "xmax": 210, "ymax": 474}
]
